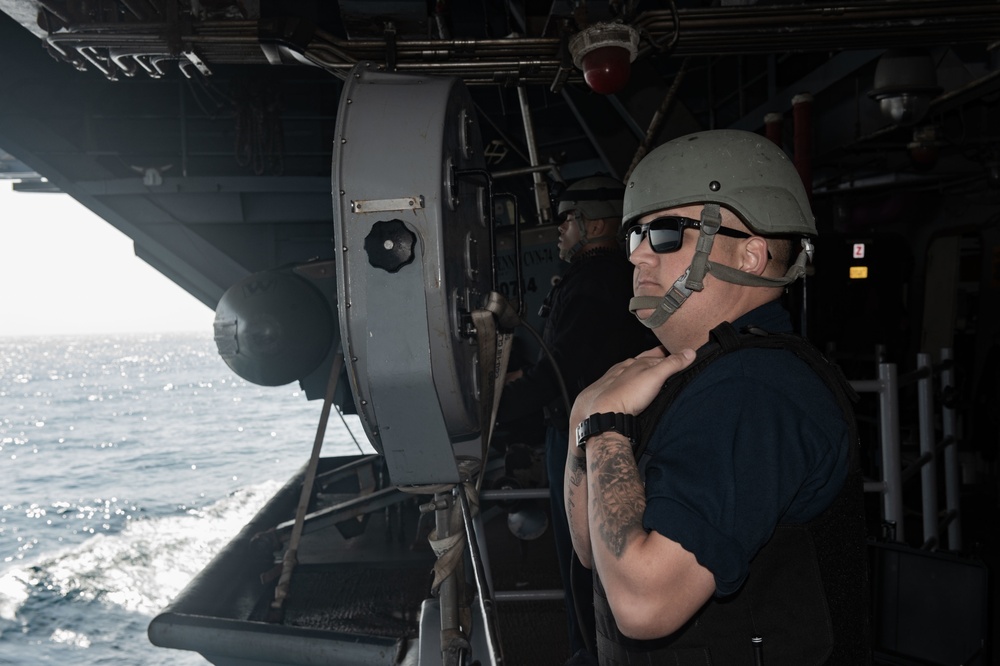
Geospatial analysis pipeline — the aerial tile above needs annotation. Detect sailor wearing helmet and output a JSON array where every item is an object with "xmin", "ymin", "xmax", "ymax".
[{"xmin": 565, "ymin": 130, "xmax": 870, "ymax": 665}]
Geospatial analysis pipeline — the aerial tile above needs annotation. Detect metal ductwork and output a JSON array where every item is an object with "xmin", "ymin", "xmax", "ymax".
[{"xmin": 16, "ymin": 1, "xmax": 1000, "ymax": 84}]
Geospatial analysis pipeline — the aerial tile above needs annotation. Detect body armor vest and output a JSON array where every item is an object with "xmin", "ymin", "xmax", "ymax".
[{"xmin": 594, "ymin": 322, "xmax": 871, "ymax": 665}]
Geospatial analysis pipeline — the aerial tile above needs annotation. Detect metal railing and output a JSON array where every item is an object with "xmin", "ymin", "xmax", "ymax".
[{"xmin": 850, "ymin": 348, "xmax": 962, "ymax": 550}]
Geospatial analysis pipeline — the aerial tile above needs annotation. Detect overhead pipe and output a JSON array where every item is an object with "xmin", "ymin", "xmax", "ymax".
[
  {"xmin": 790, "ymin": 94, "xmax": 812, "ymax": 338},
  {"xmin": 625, "ymin": 57, "xmax": 690, "ymax": 183},
  {"xmin": 38, "ymin": 2, "xmax": 1000, "ymax": 82},
  {"xmin": 792, "ymin": 92, "xmax": 813, "ymax": 203},
  {"xmin": 764, "ymin": 111, "xmax": 782, "ymax": 147},
  {"xmin": 516, "ymin": 86, "xmax": 553, "ymax": 224}
]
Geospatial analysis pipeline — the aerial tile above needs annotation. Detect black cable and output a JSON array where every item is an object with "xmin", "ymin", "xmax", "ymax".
[{"xmin": 518, "ymin": 318, "xmax": 572, "ymax": 421}]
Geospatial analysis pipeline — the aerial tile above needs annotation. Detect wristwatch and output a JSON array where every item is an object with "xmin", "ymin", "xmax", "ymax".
[{"xmin": 576, "ymin": 412, "xmax": 637, "ymax": 451}]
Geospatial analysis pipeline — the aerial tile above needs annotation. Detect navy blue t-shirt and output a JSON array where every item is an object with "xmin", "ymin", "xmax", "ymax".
[{"xmin": 640, "ymin": 300, "xmax": 850, "ymax": 597}]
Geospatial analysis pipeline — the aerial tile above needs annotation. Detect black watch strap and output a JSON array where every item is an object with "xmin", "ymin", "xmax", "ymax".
[{"xmin": 576, "ymin": 412, "xmax": 637, "ymax": 450}]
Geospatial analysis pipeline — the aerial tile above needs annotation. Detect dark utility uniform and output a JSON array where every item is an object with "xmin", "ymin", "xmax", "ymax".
[
  {"xmin": 594, "ymin": 302, "xmax": 871, "ymax": 665},
  {"xmin": 498, "ymin": 246, "xmax": 652, "ymax": 430}
]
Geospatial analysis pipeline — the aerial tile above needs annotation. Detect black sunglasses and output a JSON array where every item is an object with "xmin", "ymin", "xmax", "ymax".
[{"xmin": 625, "ymin": 216, "xmax": 752, "ymax": 259}]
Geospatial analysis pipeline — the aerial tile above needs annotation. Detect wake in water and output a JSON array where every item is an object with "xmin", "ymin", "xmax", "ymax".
[
  {"xmin": 0, "ymin": 480, "xmax": 284, "ymax": 664},
  {"xmin": 0, "ymin": 333, "xmax": 370, "ymax": 664}
]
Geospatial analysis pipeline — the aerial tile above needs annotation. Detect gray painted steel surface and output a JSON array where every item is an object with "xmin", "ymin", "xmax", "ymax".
[{"xmin": 333, "ymin": 62, "xmax": 491, "ymax": 485}]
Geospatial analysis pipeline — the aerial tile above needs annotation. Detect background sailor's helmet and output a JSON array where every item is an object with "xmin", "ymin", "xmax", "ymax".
[{"xmin": 556, "ymin": 175, "xmax": 625, "ymax": 261}]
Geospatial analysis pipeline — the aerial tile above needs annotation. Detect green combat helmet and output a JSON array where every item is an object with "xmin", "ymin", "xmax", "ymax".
[
  {"xmin": 624, "ymin": 129, "xmax": 816, "ymax": 329},
  {"xmin": 556, "ymin": 175, "xmax": 625, "ymax": 262}
]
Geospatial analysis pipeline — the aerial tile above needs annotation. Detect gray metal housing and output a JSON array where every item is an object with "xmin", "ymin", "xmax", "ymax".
[{"xmin": 332, "ymin": 62, "xmax": 491, "ymax": 485}]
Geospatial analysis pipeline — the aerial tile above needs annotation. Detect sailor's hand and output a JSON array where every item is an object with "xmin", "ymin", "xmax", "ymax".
[{"xmin": 572, "ymin": 347, "xmax": 697, "ymax": 421}]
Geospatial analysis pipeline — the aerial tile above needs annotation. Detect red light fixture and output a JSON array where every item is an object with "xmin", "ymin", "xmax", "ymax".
[
  {"xmin": 569, "ymin": 22, "xmax": 639, "ymax": 95},
  {"xmin": 907, "ymin": 125, "xmax": 944, "ymax": 170}
]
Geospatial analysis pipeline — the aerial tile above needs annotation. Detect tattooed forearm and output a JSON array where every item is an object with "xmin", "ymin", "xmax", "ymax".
[
  {"xmin": 566, "ymin": 450, "xmax": 593, "ymax": 565},
  {"xmin": 566, "ymin": 454, "xmax": 586, "ymax": 517},
  {"xmin": 588, "ymin": 435, "xmax": 645, "ymax": 558}
]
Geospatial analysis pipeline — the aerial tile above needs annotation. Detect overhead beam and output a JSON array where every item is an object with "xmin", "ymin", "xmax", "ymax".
[
  {"xmin": 0, "ymin": 129, "xmax": 251, "ymax": 308},
  {"xmin": 71, "ymin": 175, "xmax": 331, "ymax": 197},
  {"xmin": 730, "ymin": 50, "xmax": 882, "ymax": 132}
]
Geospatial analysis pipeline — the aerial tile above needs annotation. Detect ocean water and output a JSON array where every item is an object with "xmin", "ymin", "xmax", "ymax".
[{"xmin": 0, "ymin": 332, "xmax": 373, "ymax": 665}]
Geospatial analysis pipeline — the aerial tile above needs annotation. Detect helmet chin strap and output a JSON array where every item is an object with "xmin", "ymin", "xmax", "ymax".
[
  {"xmin": 706, "ymin": 238, "xmax": 813, "ymax": 287},
  {"xmin": 628, "ymin": 204, "xmax": 814, "ymax": 329},
  {"xmin": 628, "ymin": 204, "xmax": 722, "ymax": 329}
]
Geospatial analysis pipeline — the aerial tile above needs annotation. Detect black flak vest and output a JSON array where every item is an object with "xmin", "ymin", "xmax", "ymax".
[{"xmin": 594, "ymin": 322, "xmax": 872, "ymax": 666}]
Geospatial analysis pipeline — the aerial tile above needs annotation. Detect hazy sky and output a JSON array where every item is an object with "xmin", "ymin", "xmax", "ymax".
[{"xmin": 0, "ymin": 181, "xmax": 215, "ymax": 337}]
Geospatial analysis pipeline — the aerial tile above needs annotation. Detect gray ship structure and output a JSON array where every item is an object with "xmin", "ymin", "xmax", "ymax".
[{"xmin": 1, "ymin": 2, "xmax": 998, "ymax": 664}]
